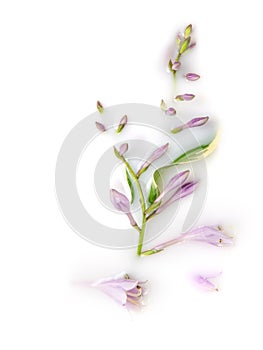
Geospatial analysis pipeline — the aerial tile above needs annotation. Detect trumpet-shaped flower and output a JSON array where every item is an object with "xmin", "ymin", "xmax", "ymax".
[{"xmin": 92, "ymin": 272, "xmax": 147, "ymax": 308}]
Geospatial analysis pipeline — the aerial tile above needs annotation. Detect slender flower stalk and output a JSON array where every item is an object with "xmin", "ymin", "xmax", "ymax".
[
  {"xmin": 136, "ymin": 143, "xmax": 169, "ymax": 177},
  {"xmin": 91, "ymin": 272, "xmax": 148, "ymax": 308},
  {"xmin": 95, "ymin": 121, "xmax": 106, "ymax": 132},
  {"xmin": 141, "ymin": 225, "xmax": 233, "ymax": 255},
  {"xmin": 171, "ymin": 116, "xmax": 209, "ymax": 134},
  {"xmin": 116, "ymin": 115, "xmax": 128, "ymax": 133}
]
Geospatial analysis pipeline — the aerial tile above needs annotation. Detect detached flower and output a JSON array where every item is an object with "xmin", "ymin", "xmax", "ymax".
[
  {"xmin": 142, "ymin": 226, "xmax": 233, "ymax": 256},
  {"xmin": 185, "ymin": 73, "xmax": 200, "ymax": 81},
  {"xmin": 92, "ymin": 272, "xmax": 147, "ymax": 308},
  {"xmin": 110, "ymin": 189, "xmax": 137, "ymax": 227},
  {"xmin": 136, "ymin": 143, "xmax": 169, "ymax": 177},
  {"xmin": 171, "ymin": 116, "xmax": 209, "ymax": 134},
  {"xmin": 194, "ymin": 272, "xmax": 222, "ymax": 292},
  {"xmin": 175, "ymin": 93, "xmax": 195, "ymax": 101},
  {"xmin": 95, "ymin": 121, "xmax": 106, "ymax": 132},
  {"xmin": 96, "ymin": 100, "xmax": 104, "ymax": 113},
  {"xmin": 165, "ymin": 107, "xmax": 176, "ymax": 116},
  {"xmin": 116, "ymin": 115, "xmax": 128, "ymax": 133}
]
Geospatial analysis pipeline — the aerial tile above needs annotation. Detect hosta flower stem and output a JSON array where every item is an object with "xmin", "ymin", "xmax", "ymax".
[{"xmin": 119, "ymin": 156, "xmax": 147, "ymax": 256}]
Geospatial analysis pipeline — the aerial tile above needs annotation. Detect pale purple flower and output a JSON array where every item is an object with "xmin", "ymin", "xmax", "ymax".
[
  {"xmin": 95, "ymin": 121, "xmax": 106, "ymax": 132},
  {"xmin": 185, "ymin": 73, "xmax": 200, "ymax": 81},
  {"xmin": 116, "ymin": 115, "xmax": 128, "ymax": 133},
  {"xmin": 172, "ymin": 61, "xmax": 181, "ymax": 71},
  {"xmin": 175, "ymin": 93, "xmax": 195, "ymax": 101},
  {"xmin": 118, "ymin": 143, "xmax": 128, "ymax": 156},
  {"xmin": 154, "ymin": 170, "xmax": 190, "ymax": 203},
  {"xmin": 171, "ymin": 116, "xmax": 209, "ymax": 134},
  {"xmin": 110, "ymin": 189, "xmax": 137, "ymax": 227},
  {"xmin": 165, "ymin": 107, "xmax": 176, "ymax": 116},
  {"xmin": 142, "ymin": 225, "xmax": 233, "ymax": 255},
  {"xmin": 194, "ymin": 272, "xmax": 222, "ymax": 292},
  {"xmin": 136, "ymin": 143, "xmax": 169, "ymax": 177},
  {"xmin": 182, "ymin": 225, "xmax": 233, "ymax": 247},
  {"xmin": 92, "ymin": 272, "xmax": 147, "ymax": 308}
]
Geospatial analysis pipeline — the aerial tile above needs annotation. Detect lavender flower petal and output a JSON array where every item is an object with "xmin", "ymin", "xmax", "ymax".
[
  {"xmin": 110, "ymin": 189, "xmax": 130, "ymax": 213},
  {"xmin": 194, "ymin": 274, "xmax": 220, "ymax": 292},
  {"xmin": 182, "ymin": 225, "xmax": 233, "ymax": 247},
  {"xmin": 95, "ymin": 121, "xmax": 106, "ymax": 132},
  {"xmin": 137, "ymin": 143, "xmax": 169, "ymax": 177},
  {"xmin": 185, "ymin": 73, "xmax": 200, "ymax": 81},
  {"xmin": 175, "ymin": 93, "xmax": 195, "ymax": 101}
]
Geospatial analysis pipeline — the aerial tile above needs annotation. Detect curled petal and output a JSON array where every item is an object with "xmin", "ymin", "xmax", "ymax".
[{"xmin": 95, "ymin": 121, "xmax": 106, "ymax": 132}]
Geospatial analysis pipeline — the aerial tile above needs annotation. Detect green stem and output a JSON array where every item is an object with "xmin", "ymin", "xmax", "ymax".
[{"xmin": 120, "ymin": 156, "xmax": 147, "ymax": 256}]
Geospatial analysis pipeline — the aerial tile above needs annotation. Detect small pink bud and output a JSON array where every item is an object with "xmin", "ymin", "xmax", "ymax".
[
  {"xmin": 95, "ymin": 121, "xmax": 106, "ymax": 132},
  {"xmin": 185, "ymin": 73, "xmax": 200, "ymax": 81},
  {"xmin": 165, "ymin": 107, "xmax": 176, "ymax": 116},
  {"xmin": 175, "ymin": 94, "xmax": 195, "ymax": 101}
]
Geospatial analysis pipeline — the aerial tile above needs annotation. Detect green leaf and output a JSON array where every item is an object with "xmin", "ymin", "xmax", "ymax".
[
  {"xmin": 126, "ymin": 169, "xmax": 135, "ymax": 204},
  {"xmin": 148, "ymin": 168, "xmax": 161, "ymax": 204},
  {"xmin": 141, "ymin": 249, "xmax": 163, "ymax": 256},
  {"xmin": 179, "ymin": 37, "xmax": 191, "ymax": 54}
]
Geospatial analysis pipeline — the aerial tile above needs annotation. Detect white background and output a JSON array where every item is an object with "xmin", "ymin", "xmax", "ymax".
[{"xmin": 1, "ymin": 0, "xmax": 263, "ymax": 349}]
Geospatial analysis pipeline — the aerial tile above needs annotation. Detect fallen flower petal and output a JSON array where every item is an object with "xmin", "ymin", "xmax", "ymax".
[
  {"xmin": 175, "ymin": 93, "xmax": 195, "ymax": 101},
  {"xmin": 182, "ymin": 225, "xmax": 234, "ymax": 246},
  {"xmin": 194, "ymin": 272, "xmax": 222, "ymax": 292},
  {"xmin": 95, "ymin": 121, "xmax": 106, "ymax": 132},
  {"xmin": 92, "ymin": 272, "xmax": 147, "ymax": 308},
  {"xmin": 136, "ymin": 143, "xmax": 169, "ymax": 177},
  {"xmin": 185, "ymin": 73, "xmax": 200, "ymax": 81}
]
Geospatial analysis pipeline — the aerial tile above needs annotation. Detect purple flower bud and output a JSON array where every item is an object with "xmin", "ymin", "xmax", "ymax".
[
  {"xmin": 155, "ymin": 181, "xmax": 198, "ymax": 214},
  {"xmin": 172, "ymin": 61, "xmax": 181, "ymax": 71},
  {"xmin": 171, "ymin": 116, "xmax": 209, "ymax": 134},
  {"xmin": 185, "ymin": 73, "xmax": 200, "ymax": 81},
  {"xmin": 165, "ymin": 107, "xmax": 176, "ymax": 116},
  {"xmin": 110, "ymin": 189, "xmax": 137, "ymax": 226},
  {"xmin": 116, "ymin": 115, "xmax": 128, "ymax": 133},
  {"xmin": 175, "ymin": 93, "xmax": 195, "ymax": 101},
  {"xmin": 136, "ymin": 143, "xmax": 169, "ymax": 177},
  {"xmin": 188, "ymin": 42, "xmax": 196, "ymax": 50},
  {"xmin": 154, "ymin": 170, "xmax": 190, "ymax": 203},
  {"xmin": 118, "ymin": 143, "xmax": 128, "ymax": 156},
  {"xmin": 186, "ymin": 116, "xmax": 209, "ymax": 128},
  {"xmin": 95, "ymin": 121, "xmax": 106, "ymax": 132}
]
